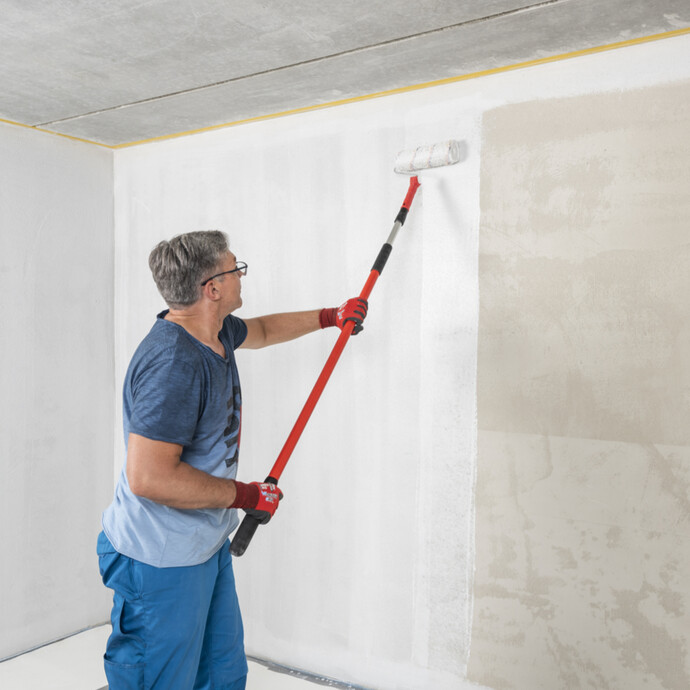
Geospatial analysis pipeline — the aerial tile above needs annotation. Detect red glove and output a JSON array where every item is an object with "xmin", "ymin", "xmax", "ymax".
[
  {"xmin": 230, "ymin": 480, "xmax": 283, "ymax": 524},
  {"xmin": 319, "ymin": 297, "xmax": 368, "ymax": 335}
]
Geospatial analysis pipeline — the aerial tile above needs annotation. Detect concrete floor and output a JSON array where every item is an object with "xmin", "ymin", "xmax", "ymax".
[{"xmin": 0, "ymin": 626, "xmax": 325, "ymax": 689}]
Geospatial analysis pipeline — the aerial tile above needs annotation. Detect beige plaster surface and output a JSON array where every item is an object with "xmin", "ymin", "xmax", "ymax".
[{"xmin": 469, "ymin": 82, "xmax": 690, "ymax": 689}]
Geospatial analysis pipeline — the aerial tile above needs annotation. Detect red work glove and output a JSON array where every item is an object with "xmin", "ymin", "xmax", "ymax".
[
  {"xmin": 319, "ymin": 297, "xmax": 368, "ymax": 335},
  {"xmin": 230, "ymin": 480, "xmax": 283, "ymax": 524}
]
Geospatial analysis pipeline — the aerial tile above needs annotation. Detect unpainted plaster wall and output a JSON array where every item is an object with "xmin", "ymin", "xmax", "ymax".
[{"xmin": 469, "ymin": 82, "xmax": 690, "ymax": 689}]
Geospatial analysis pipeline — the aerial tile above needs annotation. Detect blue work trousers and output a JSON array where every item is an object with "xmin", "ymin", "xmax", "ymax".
[{"xmin": 97, "ymin": 532, "xmax": 248, "ymax": 689}]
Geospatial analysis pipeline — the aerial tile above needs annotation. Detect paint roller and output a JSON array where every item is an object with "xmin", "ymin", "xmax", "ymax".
[
  {"xmin": 230, "ymin": 140, "xmax": 463, "ymax": 557},
  {"xmin": 392, "ymin": 139, "xmax": 463, "ymax": 174}
]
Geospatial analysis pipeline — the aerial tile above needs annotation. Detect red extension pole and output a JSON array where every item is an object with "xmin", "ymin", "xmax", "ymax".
[{"xmin": 231, "ymin": 175, "xmax": 421, "ymax": 556}]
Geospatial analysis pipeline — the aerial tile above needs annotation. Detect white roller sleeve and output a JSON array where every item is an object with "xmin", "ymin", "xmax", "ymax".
[{"xmin": 393, "ymin": 140, "xmax": 462, "ymax": 173}]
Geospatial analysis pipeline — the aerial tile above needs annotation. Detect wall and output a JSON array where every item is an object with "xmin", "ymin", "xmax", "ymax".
[
  {"xmin": 0, "ymin": 123, "xmax": 114, "ymax": 659},
  {"xmin": 468, "ymin": 81, "xmax": 690, "ymax": 689},
  {"xmin": 112, "ymin": 33, "xmax": 690, "ymax": 690},
  {"xmin": 114, "ymin": 90, "xmax": 480, "ymax": 690}
]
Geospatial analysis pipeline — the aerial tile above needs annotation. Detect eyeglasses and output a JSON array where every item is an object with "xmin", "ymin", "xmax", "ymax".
[{"xmin": 200, "ymin": 262, "xmax": 248, "ymax": 286}]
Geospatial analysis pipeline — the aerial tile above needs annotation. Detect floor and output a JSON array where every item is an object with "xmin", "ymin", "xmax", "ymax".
[{"xmin": 0, "ymin": 625, "xmax": 342, "ymax": 689}]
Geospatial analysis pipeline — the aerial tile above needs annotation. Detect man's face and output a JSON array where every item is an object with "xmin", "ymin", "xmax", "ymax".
[{"xmin": 216, "ymin": 251, "xmax": 243, "ymax": 313}]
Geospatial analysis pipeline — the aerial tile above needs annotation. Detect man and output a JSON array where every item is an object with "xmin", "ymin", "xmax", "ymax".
[{"xmin": 98, "ymin": 230, "xmax": 367, "ymax": 689}]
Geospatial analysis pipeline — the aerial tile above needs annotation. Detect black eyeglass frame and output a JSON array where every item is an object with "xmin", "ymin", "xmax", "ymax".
[{"xmin": 200, "ymin": 262, "xmax": 248, "ymax": 286}]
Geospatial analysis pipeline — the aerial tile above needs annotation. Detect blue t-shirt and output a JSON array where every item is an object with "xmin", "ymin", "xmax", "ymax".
[{"xmin": 102, "ymin": 311, "xmax": 248, "ymax": 567}]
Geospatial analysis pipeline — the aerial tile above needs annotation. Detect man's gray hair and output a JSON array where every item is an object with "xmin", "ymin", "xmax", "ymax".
[{"xmin": 148, "ymin": 230, "xmax": 229, "ymax": 308}]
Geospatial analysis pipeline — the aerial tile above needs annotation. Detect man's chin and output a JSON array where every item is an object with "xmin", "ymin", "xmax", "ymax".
[{"xmin": 225, "ymin": 299, "xmax": 242, "ymax": 317}]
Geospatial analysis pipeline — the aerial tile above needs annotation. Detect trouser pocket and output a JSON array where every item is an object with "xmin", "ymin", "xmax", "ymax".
[{"xmin": 104, "ymin": 658, "xmax": 145, "ymax": 689}]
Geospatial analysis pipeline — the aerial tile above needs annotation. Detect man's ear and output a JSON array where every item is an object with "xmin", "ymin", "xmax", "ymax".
[{"xmin": 201, "ymin": 280, "xmax": 221, "ymax": 302}]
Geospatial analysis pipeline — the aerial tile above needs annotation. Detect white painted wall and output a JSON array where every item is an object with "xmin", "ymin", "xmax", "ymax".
[
  {"xmin": 111, "ymin": 33, "xmax": 690, "ymax": 690},
  {"xmin": 0, "ymin": 124, "xmax": 114, "ymax": 659},
  {"xmin": 114, "ymin": 111, "xmax": 479, "ymax": 689}
]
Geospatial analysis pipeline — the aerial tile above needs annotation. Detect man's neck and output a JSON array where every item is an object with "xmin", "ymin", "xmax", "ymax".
[{"xmin": 165, "ymin": 306, "xmax": 225, "ymax": 354}]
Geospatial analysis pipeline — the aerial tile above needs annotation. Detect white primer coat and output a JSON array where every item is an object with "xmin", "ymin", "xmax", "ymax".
[
  {"xmin": 111, "ymin": 33, "xmax": 690, "ymax": 690},
  {"xmin": 0, "ymin": 122, "xmax": 114, "ymax": 659}
]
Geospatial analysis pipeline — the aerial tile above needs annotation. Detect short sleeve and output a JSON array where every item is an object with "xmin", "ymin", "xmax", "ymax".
[
  {"xmin": 223, "ymin": 315, "xmax": 248, "ymax": 350},
  {"xmin": 127, "ymin": 357, "xmax": 204, "ymax": 446}
]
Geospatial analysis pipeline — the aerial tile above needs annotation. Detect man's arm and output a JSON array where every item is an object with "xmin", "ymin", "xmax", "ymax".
[
  {"xmin": 126, "ymin": 433, "xmax": 283, "ymax": 519},
  {"xmin": 239, "ymin": 310, "xmax": 322, "ymax": 350},
  {"xmin": 239, "ymin": 298, "xmax": 369, "ymax": 350},
  {"xmin": 127, "ymin": 433, "xmax": 237, "ymax": 509}
]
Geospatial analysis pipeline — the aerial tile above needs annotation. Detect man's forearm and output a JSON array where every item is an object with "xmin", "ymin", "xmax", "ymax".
[
  {"xmin": 240, "ymin": 310, "xmax": 321, "ymax": 349},
  {"xmin": 145, "ymin": 463, "xmax": 238, "ymax": 509},
  {"xmin": 128, "ymin": 438, "xmax": 238, "ymax": 509}
]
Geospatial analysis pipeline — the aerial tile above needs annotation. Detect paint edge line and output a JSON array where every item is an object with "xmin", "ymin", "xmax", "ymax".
[{"xmin": 3, "ymin": 26, "xmax": 689, "ymax": 150}]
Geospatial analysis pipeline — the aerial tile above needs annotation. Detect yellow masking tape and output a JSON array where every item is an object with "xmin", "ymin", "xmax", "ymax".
[{"xmin": 2, "ymin": 27, "xmax": 688, "ymax": 149}]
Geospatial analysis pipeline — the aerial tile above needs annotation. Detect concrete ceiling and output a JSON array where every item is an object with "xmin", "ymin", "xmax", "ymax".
[{"xmin": 1, "ymin": 0, "xmax": 688, "ymax": 148}]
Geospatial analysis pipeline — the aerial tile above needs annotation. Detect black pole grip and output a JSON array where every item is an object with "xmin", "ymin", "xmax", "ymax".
[
  {"xmin": 394, "ymin": 207, "xmax": 409, "ymax": 225},
  {"xmin": 230, "ymin": 513, "xmax": 261, "ymax": 557},
  {"xmin": 372, "ymin": 243, "xmax": 393, "ymax": 274},
  {"xmin": 229, "ymin": 475, "xmax": 278, "ymax": 557}
]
